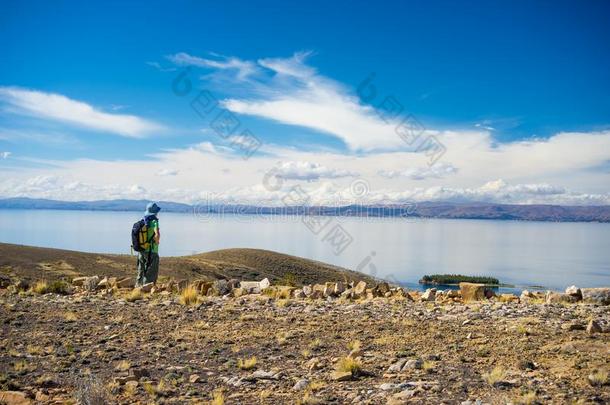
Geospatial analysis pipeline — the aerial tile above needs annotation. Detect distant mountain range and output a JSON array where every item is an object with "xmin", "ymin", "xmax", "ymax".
[{"xmin": 1, "ymin": 197, "xmax": 609, "ymax": 222}]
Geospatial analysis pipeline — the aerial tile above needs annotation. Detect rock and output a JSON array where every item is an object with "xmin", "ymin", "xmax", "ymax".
[
  {"xmin": 259, "ymin": 278, "xmax": 271, "ymax": 290},
  {"xmin": 130, "ymin": 368, "xmax": 150, "ymax": 379},
  {"xmin": 459, "ymin": 283, "xmax": 486, "ymax": 302},
  {"xmin": 212, "ymin": 279, "xmax": 231, "ymax": 296},
  {"xmin": 518, "ymin": 360, "xmax": 536, "ymax": 370},
  {"xmin": 421, "ymin": 288, "xmax": 436, "ymax": 301},
  {"xmin": 302, "ymin": 285, "xmax": 313, "ymax": 296},
  {"xmin": 232, "ymin": 287, "xmax": 246, "ymax": 297},
  {"xmin": 392, "ymin": 389, "xmax": 416, "ymax": 400},
  {"xmin": 341, "ymin": 288, "xmax": 353, "ymax": 299},
  {"xmin": 323, "ymin": 282, "xmax": 335, "ymax": 297},
  {"xmin": 387, "ymin": 358, "xmax": 408, "ymax": 373},
  {"xmin": 293, "ymin": 378, "xmax": 309, "ymax": 390},
  {"xmin": 227, "ymin": 279, "xmax": 241, "ymax": 289},
  {"xmin": 189, "ymin": 374, "xmax": 200, "ymax": 383},
  {"xmin": 353, "ymin": 281, "xmax": 367, "ymax": 298},
  {"xmin": 307, "ymin": 357, "xmax": 323, "ymax": 372},
  {"xmin": 239, "ymin": 281, "xmax": 261, "ymax": 294},
  {"xmin": 565, "ymin": 285, "xmax": 582, "ymax": 299},
  {"xmin": 116, "ymin": 277, "xmax": 134, "ymax": 289},
  {"xmin": 0, "ymin": 274, "xmax": 11, "ymax": 288},
  {"xmin": 333, "ymin": 281, "xmax": 346, "ymax": 295},
  {"xmin": 586, "ymin": 319, "xmax": 602, "ymax": 334},
  {"xmin": 330, "ymin": 371, "xmax": 352, "ymax": 381},
  {"xmin": 545, "ymin": 291, "xmax": 578, "ymax": 304},
  {"xmin": 374, "ymin": 282, "xmax": 390, "ymax": 297},
  {"xmin": 140, "ymin": 283, "xmax": 154, "ymax": 293},
  {"xmin": 248, "ymin": 370, "xmax": 278, "ymax": 380},
  {"xmin": 125, "ymin": 380, "xmax": 138, "ymax": 391},
  {"xmin": 97, "ymin": 277, "xmax": 109, "ymax": 289},
  {"xmin": 581, "ymin": 288, "xmax": 610, "ymax": 305},
  {"xmin": 72, "ymin": 276, "xmax": 89, "ymax": 286},
  {"xmin": 0, "ymin": 391, "xmax": 32, "ymax": 404},
  {"xmin": 498, "ymin": 293, "xmax": 519, "ymax": 303},
  {"xmin": 14, "ymin": 279, "xmax": 29, "ymax": 291},
  {"xmin": 402, "ymin": 359, "xmax": 423, "ymax": 370},
  {"xmin": 293, "ymin": 289, "xmax": 305, "ymax": 299}
]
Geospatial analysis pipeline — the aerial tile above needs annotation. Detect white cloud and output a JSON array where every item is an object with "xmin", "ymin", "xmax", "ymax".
[
  {"xmin": 273, "ymin": 161, "xmax": 358, "ymax": 181},
  {"xmin": 1, "ymin": 151, "xmax": 10, "ymax": 159},
  {"xmin": 0, "ymin": 87, "xmax": 163, "ymax": 138},
  {"xmin": 379, "ymin": 163, "xmax": 458, "ymax": 180},
  {"xmin": 157, "ymin": 168, "xmax": 179, "ymax": 176}
]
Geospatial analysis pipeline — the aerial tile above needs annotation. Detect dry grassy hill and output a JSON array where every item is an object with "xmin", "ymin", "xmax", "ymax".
[{"xmin": 0, "ymin": 243, "xmax": 374, "ymax": 286}]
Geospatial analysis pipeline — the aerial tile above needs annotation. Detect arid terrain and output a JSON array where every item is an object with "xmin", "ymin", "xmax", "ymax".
[{"xmin": 0, "ymin": 244, "xmax": 609, "ymax": 404}]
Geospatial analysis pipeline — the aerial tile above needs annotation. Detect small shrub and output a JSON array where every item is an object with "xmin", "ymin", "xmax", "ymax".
[
  {"xmin": 276, "ymin": 298, "xmax": 290, "ymax": 308},
  {"xmin": 335, "ymin": 356, "xmax": 362, "ymax": 376},
  {"xmin": 14, "ymin": 360, "xmax": 35, "ymax": 375},
  {"xmin": 179, "ymin": 285, "xmax": 198, "ymax": 306},
  {"xmin": 280, "ymin": 272, "xmax": 298, "ymax": 287},
  {"xmin": 483, "ymin": 366, "xmax": 507, "ymax": 386},
  {"xmin": 237, "ymin": 356, "xmax": 257, "ymax": 370},
  {"xmin": 47, "ymin": 280, "xmax": 72, "ymax": 295}
]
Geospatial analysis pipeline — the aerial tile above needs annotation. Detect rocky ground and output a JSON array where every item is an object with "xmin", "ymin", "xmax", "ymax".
[{"xmin": 1, "ymin": 279, "xmax": 609, "ymax": 404}]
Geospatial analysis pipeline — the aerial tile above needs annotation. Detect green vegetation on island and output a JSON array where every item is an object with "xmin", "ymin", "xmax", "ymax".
[{"xmin": 419, "ymin": 274, "xmax": 500, "ymax": 286}]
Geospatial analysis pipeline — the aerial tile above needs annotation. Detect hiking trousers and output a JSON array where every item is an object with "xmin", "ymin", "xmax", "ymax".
[{"xmin": 136, "ymin": 251, "xmax": 159, "ymax": 286}]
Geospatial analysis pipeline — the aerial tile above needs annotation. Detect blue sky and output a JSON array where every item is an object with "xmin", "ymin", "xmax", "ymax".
[{"xmin": 1, "ymin": 0, "xmax": 609, "ymax": 204}]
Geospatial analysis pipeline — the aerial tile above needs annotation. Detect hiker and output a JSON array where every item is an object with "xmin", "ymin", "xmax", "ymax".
[{"xmin": 134, "ymin": 202, "xmax": 161, "ymax": 287}]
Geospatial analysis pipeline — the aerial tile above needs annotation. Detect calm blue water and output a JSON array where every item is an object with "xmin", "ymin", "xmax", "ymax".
[{"xmin": 0, "ymin": 209, "xmax": 609, "ymax": 291}]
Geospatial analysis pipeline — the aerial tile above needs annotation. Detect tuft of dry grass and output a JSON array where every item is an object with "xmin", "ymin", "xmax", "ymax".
[
  {"xmin": 483, "ymin": 366, "xmax": 507, "ymax": 386},
  {"xmin": 237, "ymin": 356, "xmax": 258, "ymax": 370},
  {"xmin": 423, "ymin": 360, "xmax": 435, "ymax": 373},
  {"xmin": 115, "ymin": 360, "xmax": 130, "ymax": 372},
  {"xmin": 32, "ymin": 280, "xmax": 48, "ymax": 294},
  {"xmin": 588, "ymin": 369, "xmax": 608, "ymax": 386},
  {"xmin": 276, "ymin": 298, "xmax": 291, "ymax": 307},
  {"xmin": 64, "ymin": 311, "xmax": 78, "ymax": 322},
  {"xmin": 335, "ymin": 356, "xmax": 362, "ymax": 376},
  {"xmin": 514, "ymin": 391, "xmax": 538, "ymax": 405},
  {"xmin": 179, "ymin": 285, "xmax": 199, "ymax": 306},
  {"xmin": 126, "ymin": 288, "xmax": 143, "ymax": 302},
  {"xmin": 14, "ymin": 360, "xmax": 35, "ymax": 375},
  {"xmin": 210, "ymin": 389, "xmax": 225, "ymax": 405},
  {"xmin": 347, "ymin": 339, "xmax": 361, "ymax": 351},
  {"xmin": 309, "ymin": 338, "xmax": 323, "ymax": 351}
]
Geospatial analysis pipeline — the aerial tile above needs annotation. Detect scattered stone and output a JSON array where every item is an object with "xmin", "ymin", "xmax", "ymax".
[
  {"xmin": 586, "ymin": 319, "xmax": 602, "ymax": 335},
  {"xmin": 402, "ymin": 359, "xmax": 423, "ymax": 370},
  {"xmin": 140, "ymin": 283, "xmax": 154, "ymax": 293},
  {"xmin": 565, "ymin": 285, "xmax": 582, "ymax": 299},
  {"xmin": 212, "ymin": 279, "xmax": 231, "ymax": 296},
  {"xmin": 421, "ymin": 288, "xmax": 436, "ymax": 301},
  {"xmin": 0, "ymin": 391, "xmax": 31, "ymax": 405},
  {"xmin": 189, "ymin": 374, "xmax": 200, "ymax": 384},
  {"xmin": 353, "ymin": 281, "xmax": 367, "ymax": 298},
  {"xmin": 259, "ymin": 278, "xmax": 271, "ymax": 290},
  {"xmin": 248, "ymin": 370, "xmax": 278, "ymax": 380},
  {"xmin": 331, "ymin": 371, "xmax": 353, "ymax": 381},
  {"xmin": 546, "ymin": 291, "xmax": 577, "ymax": 304},
  {"xmin": 387, "ymin": 358, "xmax": 408, "ymax": 372},
  {"xmin": 293, "ymin": 378, "xmax": 309, "ymax": 390},
  {"xmin": 116, "ymin": 277, "xmax": 134, "ymax": 289}
]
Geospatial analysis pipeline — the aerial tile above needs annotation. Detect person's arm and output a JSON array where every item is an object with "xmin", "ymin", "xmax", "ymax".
[{"xmin": 153, "ymin": 221, "xmax": 160, "ymax": 244}]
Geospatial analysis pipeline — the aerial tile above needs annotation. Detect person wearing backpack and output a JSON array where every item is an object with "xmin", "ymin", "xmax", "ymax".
[{"xmin": 132, "ymin": 202, "xmax": 161, "ymax": 287}]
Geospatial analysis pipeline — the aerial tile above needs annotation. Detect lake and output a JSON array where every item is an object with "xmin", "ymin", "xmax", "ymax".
[{"xmin": 1, "ymin": 209, "xmax": 609, "ymax": 291}]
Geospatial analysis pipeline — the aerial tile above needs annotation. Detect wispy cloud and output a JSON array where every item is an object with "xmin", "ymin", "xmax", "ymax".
[
  {"xmin": 379, "ymin": 163, "xmax": 458, "ymax": 180},
  {"xmin": 0, "ymin": 151, "xmax": 11, "ymax": 159},
  {"xmin": 0, "ymin": 87, "xmax": 163, "ymax": 138},
  {"xmin": 167, "ymin": 52, "xmax": 258, "ymax": 80}
]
